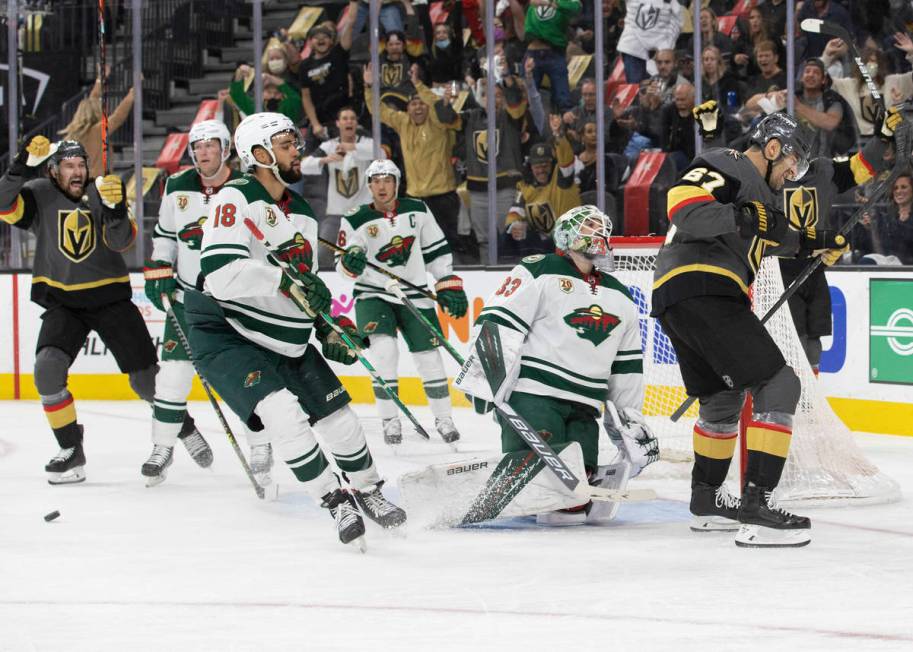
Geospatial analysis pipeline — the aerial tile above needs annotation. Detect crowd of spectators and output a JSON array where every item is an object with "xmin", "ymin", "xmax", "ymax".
[{"xmin": 212, "ymin": 0, "xmax": 913, "ymax": 266}]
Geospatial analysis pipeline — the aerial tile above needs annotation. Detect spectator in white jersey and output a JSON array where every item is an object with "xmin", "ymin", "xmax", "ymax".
[{"xmin": 300, "ymin": 106, "xmax": 385, "ymax": 268}]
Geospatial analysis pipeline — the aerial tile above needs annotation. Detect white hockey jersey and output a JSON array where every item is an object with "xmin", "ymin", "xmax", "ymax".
[
  {"xmin": 474, "ymin": 253, "xmax": 644, "ymax": 412},
  {"xmin": 299, "ymin": 135, "xmax": 382, "ymax": 216},
  {"xmin": 200, "ymin": 175, "xmax": 320, "ymax": 357},
  {"xmin": 616, "ymin": 0, "xmax": 682, "ymax": 61},
  {"xmin": 335, "ymin": 198, "xmax": 453, "ymax": 310},
  {"xmin": 151, "ymin": 167, "xmax": 244, "ymax": 301}
]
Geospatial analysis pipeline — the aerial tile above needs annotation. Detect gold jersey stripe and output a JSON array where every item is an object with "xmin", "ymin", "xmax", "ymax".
[
  {"xmin": 652, "ymin": 264, "xmax": 750, "ymax": 295},
  {"xmin": 32, "ymin": 275, "xmax": 131, "ymax": 291},
  {"xmin": 0, "ymin": 195, "xmax": 25, "ymax": 225},
  {"xmin": 745, "ymin": 424, "xmax": 793, "ymax": 459}
]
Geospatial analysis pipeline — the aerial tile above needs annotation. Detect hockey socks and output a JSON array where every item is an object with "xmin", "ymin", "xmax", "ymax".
[
  {"xmin": 42, "ymin": 390, "xmax": 81, "ymax": 448},
  {"xmin": 744, "ymin": 419, "xmax": 792, "ymax": 489},
  {"xmin": 691, "ymin": 423, "xmax": 737, "ymax": 487}
]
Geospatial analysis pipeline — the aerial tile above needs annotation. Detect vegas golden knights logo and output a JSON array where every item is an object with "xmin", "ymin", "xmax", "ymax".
[
  {"xmin": 335, "ymin": 168, "xmax": 360, "ymax": 199},
  {"xmin": 527, "ymin": 203, "xmax": 557, "ymax": 234},
  {"xmin": 473, "ymin": 129, "xmax": 500, "ymax": 163},
  {"xmin": 784, "ymin": 186, "xmax": 819, "ymax": 230},
  {"xmin": 382, "ymin": 62, "xmax": 403, "ymax": 87},
  {"xmin": 58, "ymin": 208, "xmax": 96, "ymax": 263}
]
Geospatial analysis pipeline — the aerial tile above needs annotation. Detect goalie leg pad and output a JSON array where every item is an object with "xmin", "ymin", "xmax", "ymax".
[
  {"xmin": 369, "ymin": 334, "xmax": 399, "ymax": 420},
  {"xmin": 255, "ymin": 389, "xmax": 336, "ymax": 498},
  {"xmin": 152, "ymin": 360, "xmax": 195, "ymax": 446},
  {"xmin": 314, "ymin": 405, "xmax": 381, "ymax": 491},
  {"xmin": 413, "ymin": 349, "xmax": 451, "ymax": 418}
]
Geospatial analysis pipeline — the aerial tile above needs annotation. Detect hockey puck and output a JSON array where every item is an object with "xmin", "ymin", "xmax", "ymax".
[{"xmin": 44, "ymin": 510, "xmax": 60, "ymax": 522}]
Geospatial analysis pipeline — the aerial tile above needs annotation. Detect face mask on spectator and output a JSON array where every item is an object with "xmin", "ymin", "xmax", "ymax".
[
  {"xmin": 435, "ymin": 38, "xmax": 450, "ymax": 49},
  {"xmin": 268, "ymin": 60, "xmax": 287, "ymax": 74},
  {"xmin": 866, "ymin": 62, "xmax": 879, "ymax": 77},
  {"xmin": 494, "ymin": 27, "xmax": 506, "ymax": 42}
]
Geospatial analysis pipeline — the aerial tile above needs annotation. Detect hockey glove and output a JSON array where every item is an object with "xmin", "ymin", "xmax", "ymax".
[
  {"xmin": 315, "ymin": 316, "xmax": 366, "ymax": 365},
  {"xmin": 274, "ymin": 235, "xmax": 314, "ymax": 275},
  {"xmin": 875, "ymin": 105, "xmax": 903, "ymax": 140},
  {"xmin": 143, "ymin": 260, "xmax": 177, "ymax": 312},
  {"xmin": 95, "ymin": 175, "xmax": 128, "ymax": 221},
  {"xmin": 736, "ymin": 201, "xmax": 788, "ymax": 243},
  {"xmin": 799, "ymin": 229, "xmax": 848, "ymax": 266},
  {"xmin": 604, "ymin": 404, "xmax": 659, "ymax": 478},
  {"xmin": 692, "ymin": 100, "xmax": 721, "ymax": 139},
  {"xmin": 340, "ymin": 245, "xmax": 367, "ymax": 278},
  {"xmin": 11, "ymin": 136, "xmax": 56, "ymax": 178},
  {"xmin": 435, "ymin": 275, "xmax": 468, "ymax": 318},
  {"xmin": 279, "ymin": 268, "xmax": 331, "ymax": 315}
]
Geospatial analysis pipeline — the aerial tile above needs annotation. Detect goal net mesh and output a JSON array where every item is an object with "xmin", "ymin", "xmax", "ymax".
[{"xmin": 611, "ymin": 240, "xmax": 900, "ymax": 506}]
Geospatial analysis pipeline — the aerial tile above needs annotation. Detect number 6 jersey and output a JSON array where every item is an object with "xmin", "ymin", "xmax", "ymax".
[{"xmin": 652, "ymin": 147, "xmax": 801, "ymax": 317}]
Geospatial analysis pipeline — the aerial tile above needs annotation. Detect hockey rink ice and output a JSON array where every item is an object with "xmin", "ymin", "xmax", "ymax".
[{"xmin": 1, "ymin": 401, "xmax": 912, "ymax": 651}]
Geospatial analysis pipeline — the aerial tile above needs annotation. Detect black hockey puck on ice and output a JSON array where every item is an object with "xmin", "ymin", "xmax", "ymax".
[{"xmin": 44, "ymin": 510, "xmax": 60, "ymax": 522}]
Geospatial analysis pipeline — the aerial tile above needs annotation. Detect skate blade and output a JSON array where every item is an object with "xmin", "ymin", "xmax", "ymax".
[
  {"xmin": 145, "ymin": 474, "xmax": 167, "ymax": 488},
  {"xmin": 690, "ymin": 515, "xmax": 740, "ymax": 532},
  {"xmin": 734, "ymin": 524, "xmax": 812, "ymax": 548},
  {"xmin": 48, "ymin": 468, "xmax": 86, "ymax": 485},
  {"xmin": 348, "ymin": 535, "xmax": 367, "ymax": 553},
  {"xmin": 254, "ymin": 472, "xmax": 272, "ymax": 487}
]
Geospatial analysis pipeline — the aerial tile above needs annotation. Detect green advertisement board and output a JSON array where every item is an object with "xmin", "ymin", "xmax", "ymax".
[{"xmin": 869, "ymin": 279, "xmax": 913, "ymax": 385}]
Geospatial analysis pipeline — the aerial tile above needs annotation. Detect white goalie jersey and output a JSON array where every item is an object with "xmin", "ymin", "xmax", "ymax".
[
  {"xmin": 469, "ymin": 253, "xmax": 644, "ymax": 412},
  {"xmin": 151, "ymin": 167, "xmax": 244, "ymax": 301},
  {"xmin": 335, "ymin": 197, "xmax": 453, "ymax": 310}
]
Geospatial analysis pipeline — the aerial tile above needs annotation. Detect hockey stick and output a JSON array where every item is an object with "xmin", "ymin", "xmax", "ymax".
[
  {"xmin": 800, "ymin": 19, "xmax": 883, "ymax": 108},
  {"xmin": 161, "ymin": 294, "xmax": 265, "ymax": 499},
  {"xmin": 671, "ymin": 121, "xmax": 913, "ymax": 422},
  {"xmin": 386, "ymin": 279, "xmax": 655, "ymax": 503},
  {"xmin": 97, "ymin": 0, "xmax": 109, "ymax": 174},
  {"xmin": 241, "ymin": 218, "xmax": 431, "ymax": 440},
  {"xmin": 318, "ymin": 237, "xmax": 438, "ymax": 302}
]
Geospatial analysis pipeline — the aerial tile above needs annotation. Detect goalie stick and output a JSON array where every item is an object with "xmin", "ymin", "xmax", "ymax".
[
  {"xmin": 241, "ymin": 218, "xmax": 432, "ymax": 441},
  {"xmin": 162, "ymin": 294, "xmax": 266, "ymax": 499},
  {"xmin": 385, "ymin": 279, "xmax": 656, "ymax": 504}
]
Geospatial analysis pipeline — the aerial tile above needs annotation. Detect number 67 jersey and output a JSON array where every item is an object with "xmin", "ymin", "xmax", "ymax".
[
  {"xmin": 652, "ymin": 147, "xmax": 801, "ymax": 317},
  {"xmin": 473, "ymin": 253, "xmax": 644, "ymax": 413}
]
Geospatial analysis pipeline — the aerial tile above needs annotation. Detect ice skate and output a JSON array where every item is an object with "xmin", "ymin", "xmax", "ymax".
[
  {"xmin": 690, "ymin": 482, "xmax": 741, "ymax": 532},
  {"xmin": 141, "ymin": 445, "xmax": 174, "ymax": 487},
  {"xmin": 536, "ymin": 504, "xmax": 588, "ymax": 526},
  {"xmin": 46, "ymin": 441, "xmax": 86, "ymax": 485},
  {"xmin": 434, "ymin": 416, "xmax": 460, "ymax": 445},
  {"xmin": 250, "ymin": 443, "xmax": 273, "ymax": 486},
  {"xmin": 735, "ymin": 484, "xmax": 811, "ymax": 548},
  {"xmin": 382, "ymin": 418, "xmax": 402, "ymax": 445},
  {"xmin": 354, "ymin": 480, "xmax": 407, "ymax": 529},
  {"xmin": 178, "ymin": 419, "xmax": 213, "ymax": 468},
  {"xmin": 322, "ymin": 488, "xmax": 367, "ymax": 552}
]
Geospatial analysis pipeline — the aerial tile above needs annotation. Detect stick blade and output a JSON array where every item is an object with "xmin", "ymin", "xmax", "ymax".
[{"xmin": 800, "ymin": 18, "xmax": 823, "ymax": 33}]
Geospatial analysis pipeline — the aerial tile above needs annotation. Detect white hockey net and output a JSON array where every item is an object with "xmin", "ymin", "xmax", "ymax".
[{"xmin": 611, "ymin": 237, "xmax": 901, "ymax": 506}]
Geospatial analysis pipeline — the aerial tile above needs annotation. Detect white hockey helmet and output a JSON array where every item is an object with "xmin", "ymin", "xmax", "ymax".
[
  {"xmin": 187, "ymin": 120, "xmax": 232, "ymax": 174},
  {"xmin": 234, "ymin": 112, "xmax": 302, "ymax": 184},
  {"xmin": 365, "ymin": 158, "xmax": 401, "ymax": 194},
  {"xmin": 553, "ymin": 205, "xmax": 615, "ymax": 272}
]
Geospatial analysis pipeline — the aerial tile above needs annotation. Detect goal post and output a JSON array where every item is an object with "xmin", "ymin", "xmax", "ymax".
[{"xmin": 609, "ymin": 236, "xmax": 901, "ymax": 506}]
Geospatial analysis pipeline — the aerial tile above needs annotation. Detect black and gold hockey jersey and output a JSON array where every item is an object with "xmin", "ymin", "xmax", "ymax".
[
  {"xmin": 0, "ymin": 170, "xmax": 136, "ymax": 309},
  {"xmin": 652, "ymin": 147, "xmax": 800, "ymax": 316}
]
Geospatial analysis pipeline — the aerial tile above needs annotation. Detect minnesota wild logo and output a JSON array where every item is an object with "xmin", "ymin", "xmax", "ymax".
[
  {"xmin": 163, "ymin": 339, "xmax": 178, "ymax": 353},
  {"xmin": 563, "ymin": 305, "xmax": 621, "ymax": 346},
  {"xmin": 243, "ymin": 370, "xmax": 262, "ymax": 388},
  {"xmin": 376, "ymin": 235, "xmax": 415, "ymax": 267},
  {"xmin": 178, "ymin": 217, "xmax": 207, "ymax": 250}
]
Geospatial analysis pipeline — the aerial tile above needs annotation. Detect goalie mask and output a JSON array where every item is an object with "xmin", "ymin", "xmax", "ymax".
[
  {"xmin": 234, "ymin": 112, "xmax": 303, "ymax": 186},
  {"xmin": 553, "ymin": 205, "xmax": 615, "ymax": 272},
  {"xmin": 188, "ymin": 120, "xmax": 232, "ymax": 178}
]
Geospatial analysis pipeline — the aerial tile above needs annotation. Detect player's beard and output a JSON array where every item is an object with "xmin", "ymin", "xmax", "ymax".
[{"xmin": 278, "ymin": 163, "xmax": 302, "ymax": 184}]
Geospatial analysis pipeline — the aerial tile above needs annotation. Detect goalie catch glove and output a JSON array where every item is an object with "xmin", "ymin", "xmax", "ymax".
[
  {"xmin": 603, "ymin": 403, "xmax": 659, "ymax": 478},
  {"xmin": 736, "ymin": 200, "xmax": 788, "ymax": 243}
]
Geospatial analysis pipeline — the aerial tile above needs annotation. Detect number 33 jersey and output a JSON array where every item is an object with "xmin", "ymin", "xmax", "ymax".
[
  {"xmin": 474, "ymin": 253, "xmax": 644, "ymax": 412},
  {"xmin": 652, "ymin": 147, "xmax": 800, "ymax": 316}
]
